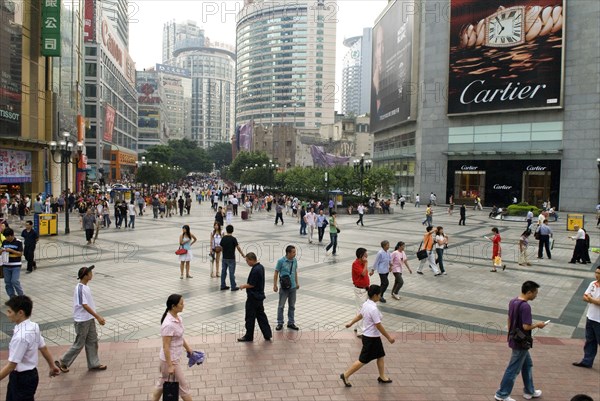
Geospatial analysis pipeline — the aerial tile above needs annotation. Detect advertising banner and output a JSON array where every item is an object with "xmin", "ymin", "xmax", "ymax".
[
  {"xmin": 448, "ymin": 0, "xmax": 564, "ymax": 115},
  {"xmin": 41, "ymin": 0, "xmax": 61, "ymax": 56},
  {"xmin": 83, "ymin": 0, "xmax": 96, "ymax": 42},
  {"xmin": 0, "ymin": 1, "xmax": 23, "ymax": 137},
  {"xmin": 0, "ymin": 149, "xmax": 32, "ymax": 183},
  {"xmin": 156, "ymin": 63, "xmax": 191, "ymax": 78},
  {"xmin": 103, "ymin": 104, "xmax": 115, "ymax": 142},
  {"xmin": 370, "ymin": 0, "xmax": 414, "ymax": 133}
]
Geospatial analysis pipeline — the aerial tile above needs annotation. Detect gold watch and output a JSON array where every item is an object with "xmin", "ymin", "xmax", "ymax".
[{"xmin": 458, "ymin": 5, "xmax": 563, "ymax": 48}]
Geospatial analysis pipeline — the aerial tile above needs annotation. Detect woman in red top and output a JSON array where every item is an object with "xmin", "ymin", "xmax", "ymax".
[
  {"xmin": 352, "ymin": 248, "xmax": 373, "ymax": 337},
  {"xmin": 487, "ymin": 227, "xmax": 506, "ymax": 272}
]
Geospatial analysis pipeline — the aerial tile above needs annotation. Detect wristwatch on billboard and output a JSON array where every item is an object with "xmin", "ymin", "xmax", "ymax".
[{"xmin": 458, "ymin": 5, "xmax": 563, "ymax": 48}]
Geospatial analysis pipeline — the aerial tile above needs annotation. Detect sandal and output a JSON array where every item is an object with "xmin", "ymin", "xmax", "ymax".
[
  {"xmin": 55, "ymin": 360, "xmax": 69, "ymax": 373},
  {"xmin": 180, "ymin": 275, "xmax": 184, "ymax": 279},
  {"xmin": 89, "ymin": 365, "xmax": 107, "ymax": 371},
  {"xmin": 186, "ymin": 275, "xmax": 193, "ymax": 278},
  {"xmin": 502, "ymin": 264, "xmax": 507, "ymax": 271},
  {"xmin": 490, "ymin": 269, "xmax": 497, "ymax": 272},
  {"xmin": 340, "ymin": 373, "xmax": 352, "ymax": 387}
]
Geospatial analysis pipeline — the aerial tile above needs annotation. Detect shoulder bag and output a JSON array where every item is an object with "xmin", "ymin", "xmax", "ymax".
[
  {"xmin": 279, "ymin": 260, "xmax": 294, "ymax": 290},
  {"xmin": 175, "ymin": 246, "xmax": 188, "ymax": 255},
  {"xmin": 509, "ymin": 300, "xmax": 533, "ymax": 350},
  {"xmin": 416, "ymin": 241, "xmax": 428, "ymax": 261}
]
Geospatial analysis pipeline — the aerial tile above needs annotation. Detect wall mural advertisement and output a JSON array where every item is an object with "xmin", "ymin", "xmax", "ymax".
[
  {"xmin": 0, "ymin": 1, "xmax": 23, "ymax": 136},
  {"xmin": 448, "ymin": 0, "xmax": 564, "ymax": 115},
  {"xmin": 0, "ymin": 149, "xmax": 32, "ymax": 184},
  {"xmin": 370, "ymin": 0, "xmax": 414, "ymax": 133}
]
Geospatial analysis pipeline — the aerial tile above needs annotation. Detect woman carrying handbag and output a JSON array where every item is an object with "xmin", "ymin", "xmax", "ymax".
[
  {"xmin": 178, "ymin": 225, "xmax": 197, "ymax": 279},
  {"xmin": 486, "ymin": 227, "xmax": 506, "ymax": 272}
]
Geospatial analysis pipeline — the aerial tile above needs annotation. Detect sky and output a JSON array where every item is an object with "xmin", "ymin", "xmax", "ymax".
[{"xmin": 128, "ymin": 0, "xmax": 389, "ymax": 110}]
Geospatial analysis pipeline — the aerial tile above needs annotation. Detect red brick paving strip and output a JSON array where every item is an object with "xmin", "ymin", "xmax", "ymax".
[{"xmin": 1, "ymin": 333, "xmax": 599, "ymax": 400}]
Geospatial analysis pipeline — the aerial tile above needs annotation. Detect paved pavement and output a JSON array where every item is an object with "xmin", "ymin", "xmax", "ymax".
[{"xmin": 1, "ymin": 201, "xmax": 599, "ymax": 400}]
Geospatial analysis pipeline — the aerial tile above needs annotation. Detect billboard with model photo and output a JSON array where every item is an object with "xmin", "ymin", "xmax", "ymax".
[
  {"xmin": 370, "ymin": 0, "xmax": 414, "ymax": 133},
  {"xmin": 448, "ymin": 0, "xmax": 564, "ymax": 115}
]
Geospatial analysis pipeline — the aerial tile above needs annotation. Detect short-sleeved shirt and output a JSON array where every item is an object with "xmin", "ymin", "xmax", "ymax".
[
  {"xmin": 73, "ymin": 283, "xmax": 96, "ymax": 322},
  {"xmin": 275, "ymin": 256, "xmax": 297, "ymax": 289},
  {"xmin": 247, "ymin": 262, "xmax": 266, "ymax": 300},
  {"xmin": 160, "ymin": 313, "xmax": 185, "ymax": 362},
  {"xmin": 2, "ymin": 238, "xmax": 23, "ymax": 267},
  {"xmin": 329, "ymin": 217, "xmax": 337, "ymax": 233},
  {"xmin": 508, "ymin": 298, "xmax": 532, "ymax": 349},
  {"xmin": 390, "ymin": 250, "xmax": 407, "ymax": 273},
  {"xmin": 361, "ymin": 299, "xmax": 382, "ymax": 337},
  {"xmin": 585, "ymin": 281, "xmax": 600, "ymax": 323},
  {"xmin": 21, "ymin": 229, "xmax": 39, "ymax": 247},
  {"xmin": 352, "ymin": 259, "xmax": 370, "ymax": 288},
  {"xmin": 220, "ymin": 235, "xmax": 239, "ymax": 259},
  {"xmin": 9, "ymin": 319, "xmax": 46, "ymax": 372}
]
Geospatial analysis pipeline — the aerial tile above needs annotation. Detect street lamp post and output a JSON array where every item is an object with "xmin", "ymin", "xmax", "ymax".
[
  {"xmin": 49, "ymin": 132, "xmax": 83, "ymax": 235},
  {"xmin": 353, "ymin": 154, "xmax": 372, "ymax": 200}
]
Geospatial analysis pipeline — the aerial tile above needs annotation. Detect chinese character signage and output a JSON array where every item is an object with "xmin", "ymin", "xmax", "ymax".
[
  {"xmin": 0, "ymin": 149, "xmax": 32, "ymax": 184},
  {"xmin": 448, "ymin": 0, "xmax": 564, "ymax": 115},
  {"xmin": 41, "ymin": 0, "xmax": 61, "ymax": 56},
  {"xmin": 84, "ymin": 0, "xmax": 96, "ymax": 43},
  {"xmin": 156, "ymin": 63, "xmax": 191, "ymax": 78}
]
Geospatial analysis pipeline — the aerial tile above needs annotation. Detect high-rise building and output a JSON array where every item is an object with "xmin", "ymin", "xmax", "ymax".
[
  {"xmin": 155, "ymin": 63, "xmax": 192, "ymax": 141},
  {"xmin": 341, "ymin": 28, "xmax": 372, "ymax": 116},
  {"xmin": 162, "ymin": 20, "xmax": 206, "ymax": 63},
  {"xmin": 236, "ymin": 0, "xmax": 337, "ymax": 129},
  {"xmin": 136, "ymin": 69, "xmax": 168, "ymax": 152},
  {"xmin": 100, "ymin": 0, "xmax": 129, "ymax": 47},
  {"xmin": 84, "ymin": 3, "xmax": 138, "ymax": 182}
]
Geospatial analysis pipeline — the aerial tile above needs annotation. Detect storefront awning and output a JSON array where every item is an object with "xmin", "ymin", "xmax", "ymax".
[{"xmin": 443, "ymin": 150, "xmax": 562, "ymax": 157}]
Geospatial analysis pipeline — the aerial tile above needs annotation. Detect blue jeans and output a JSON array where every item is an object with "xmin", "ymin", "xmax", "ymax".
[
  {"xmin": 277, "ymin": 288, "xmax": 297, "ymax": 325},
  {"xmin": 300, "ymin": 220, "xmax": 307, "ymax": 234},
  {"xmin": 3, "ymin": 266, "xmax": 24, "ymax": 298},
  {"xmin": 128, "ymin": 215, "xmax": 135, "ymax": 228},
  {"xmin": 221, "ymin": 258, "xmax": 237, "ymax": 289},
  {"xmin": 325, "ymin": 233, "xmax": 338, "ymax": 254},
  {"xmin": 436, "ymin": 248, "xmax": 445, "ymax": 273},
  {"xmin": 581, "ymin": 318, "xmax": 600, "ymax": 366},
  {"xmin": 496, "ymin": 348, "xmax": 535, "ymax": 399}
]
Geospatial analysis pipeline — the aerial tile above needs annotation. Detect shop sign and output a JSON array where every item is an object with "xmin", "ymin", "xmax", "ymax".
[
  {"xmin": 493, "ymin": 184, "xmax": 512, "ymax": 190},
  {"xmin": 460, "ymin": 165, "xmax": 479, "ymax": 171},
  {"xmin": 118, "ymin": 152, "xmax": 137, "ymax": 165},
  {"xmin": 41, "ymin": 0, "xmax": 61, "ymax": 57},
  {"xmin": 526, "ymin": 165, "xmax": 547, "ymax": 171},
  {"xmin": 0, "ymin": 149, "xmax": 32, "ymax": 183}
]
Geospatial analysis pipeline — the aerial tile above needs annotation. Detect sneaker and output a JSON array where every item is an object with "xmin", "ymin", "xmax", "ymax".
[
  {"xmin": 391, "ymin": 293, "xmax": 400, "ymax": 300},
  {"xmin": 442, "ymin": 272, "xmax": 447, "ymax": 275},
  {"xmin": 523, "ymin": 390, "xmax": 542, "ymax": 399},
  {"xmin": 494, "ymin": 396, "xmax": 515, "ymax": 401},
  {"xmin": 417, "ymin": 271, "xmax": 424, "ymax": 275},
  {"xmin": 380, "ymin": 297, "xmax": 387, "ymax": 303},
  {"xmin": 275, "ymin": 324, "xmax": 283, "ymax": 331}
]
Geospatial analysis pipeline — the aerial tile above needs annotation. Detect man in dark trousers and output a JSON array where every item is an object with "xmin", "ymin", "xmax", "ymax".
[
  {"xmin": 214, "ymin": 206, "xmax": 225, "ymax": 226},
  {"xmin": 21, "ymin": 220, "xmax": 39, "ymax": 273},
  {"xmin": 238, "ymin": 253, "xmax": 272, "ymax": 342},
  {"xmin": 458, "ymin": 204, "xmax": 466, "ymax": 226},
  {"xmin": 177, "ymin": 196, "xmax": 185, "ymax": 216}
]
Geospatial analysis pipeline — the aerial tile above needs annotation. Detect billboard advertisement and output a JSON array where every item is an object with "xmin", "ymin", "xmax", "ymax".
[
  {"xmin": 103, "ymin": 104, "xmax": 115, "ymax": 142},
  {"xmin": 0, "ymin": 150, "xmax": 31, "ymax": 184},
  {"xmin": 448, "ymin": 0, "xmax": 564, "ymax": 115},
  {"xmin": 0, "ymin": 1, "xmax": 23, "ymax": 137},
  {"xmin": 370, "ymin": 0, "xmax": 414, "ymax": 133},
  {"xmin": 84, "ymin": 0, "xmax": 96, "ymax": 42}
]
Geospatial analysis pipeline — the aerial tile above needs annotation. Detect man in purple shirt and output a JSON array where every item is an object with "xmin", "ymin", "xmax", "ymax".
[{"xmin": 494, "ymin": 281, "xmax": 547, "ymax": 401}]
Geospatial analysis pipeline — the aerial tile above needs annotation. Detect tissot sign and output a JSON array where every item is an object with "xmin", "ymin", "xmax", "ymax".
[
  {"xmin": 100, "ymin": 18, "xmax": 135, "ymax": 86},
  {"xmin": 448, "ymin": 0, "xmax": 564, "ymax": 115}
]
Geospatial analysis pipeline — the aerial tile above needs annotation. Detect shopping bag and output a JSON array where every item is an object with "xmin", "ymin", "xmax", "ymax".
[
  {"xmin": 493, "ymin": 256, "xmax": 502, "ymax": 267},
  {"xmin": 163, "ymin": 374, "xmax": 179, "ymax": 401}
]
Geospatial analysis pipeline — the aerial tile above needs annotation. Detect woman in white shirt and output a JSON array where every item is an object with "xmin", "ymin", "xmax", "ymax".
[
  {"xmin": 210, "ymin": 222, "xmax": 223, "ymax": 278},
  {"xmin": 340, "ymin": 285, "xmax": 396, "ymax": 387},
  {"xmin": 435, "ymin": 227, "xmax": 448, "ymax": 275},
  {"xmin": 390, "ymin": 242, "xmax": 412, "ymax": 300},
  {"xmin": 127, "ymin": 200, "xmax": 136, "ymax": 229}
]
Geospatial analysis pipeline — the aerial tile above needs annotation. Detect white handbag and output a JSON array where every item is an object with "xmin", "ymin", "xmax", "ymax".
[{"xmin": 1, "ymin": 250, "xmax": 9, "ymax": 265}]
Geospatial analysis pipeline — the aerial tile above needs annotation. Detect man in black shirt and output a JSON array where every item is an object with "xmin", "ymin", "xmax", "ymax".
[
  {"xmin": 238, "ymin": 253, "xmax": 272, "ymax": 342},
  {"xmin": 21, "ymin": 220, "xmax": 39, "ymax": 273},
  {"xmin": 219, "ymin": 225, "xmax": 245, "ymax": 291},
  {"xmin": 214, "ymin": 206, "xmax": 225, "ymax": 226}
]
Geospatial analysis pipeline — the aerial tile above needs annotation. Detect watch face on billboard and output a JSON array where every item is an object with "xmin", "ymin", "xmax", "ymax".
[
  {"xmin": 448, "ymin": 0, "xmax": 564, "ymax": 115},
  {"xmin": 370, "ymin": 0, "xmax": 414, "ymax": 133}
]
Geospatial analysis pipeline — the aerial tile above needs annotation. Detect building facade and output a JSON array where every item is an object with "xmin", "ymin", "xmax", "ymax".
[
  {"xmin": 84, "ymin": 6, "xmax": 138, "ymax": 182},
  {"xmin": 156, "ymin": 63, "xmax": 192, "ymax": 141},
  {"xmin": 162, "ymin": 20, "xmax": 206, "ymax": 63},
  {"xmin": 341, "ymin": 28, "xmax": 372, "ymax": 116},
  {"xmin": 235, "ymin": 0, "xmax": 337, "ymax": 129},
  {"xmin": 99, "ymin": 0, "xmax": 129, "ymax": 47},
  {"xmin": 371, "ymin": 0, "xmax": 600, "ymax": 211}
]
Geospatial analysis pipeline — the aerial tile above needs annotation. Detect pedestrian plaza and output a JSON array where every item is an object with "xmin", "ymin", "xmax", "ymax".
[{"xmin": 1, "ymin": 202, "xmax": 599, "ymax": 400}]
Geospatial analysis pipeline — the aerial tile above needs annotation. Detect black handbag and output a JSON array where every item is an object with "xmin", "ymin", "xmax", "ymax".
[
  {"xmin": 163, "ymin": 374, "xmax": 179, "ymax": 400},
  {"xmin": 416, "ymin": 241, "xmax": 428, "ymax": 260}
]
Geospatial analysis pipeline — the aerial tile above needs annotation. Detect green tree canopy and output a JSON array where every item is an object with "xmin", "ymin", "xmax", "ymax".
[
  {"xmin": 228, "ymin": 151, "xmax": 271, "ymax": 181},
  {"xmin": 207, "ymin": 142, "xmax": 233, "ymax": 169}
]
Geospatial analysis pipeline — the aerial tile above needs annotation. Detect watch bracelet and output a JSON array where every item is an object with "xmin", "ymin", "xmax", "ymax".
[{"xmin": 458, "ymin": 5, "xmax": 563, "ymax": 48}]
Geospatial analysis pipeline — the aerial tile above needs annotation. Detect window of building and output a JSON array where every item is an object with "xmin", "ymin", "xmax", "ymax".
[
  {"xmin": 85, "ymin": 84, "xmax": 96, "ymax": 97},
  {"xmin": 85, "ymin": 47, "xmax": 97, "ymax": 56},
  {"xmin": 84, "ymin": 104, "xmax": 96, "ymax": 118},
  {"xmin": 85, "ymin": 63, "xmax": 97, "ymax": 77},
  {"xmin": 454, "ymin": 171, "xmax": 486, "ymax": 204}
]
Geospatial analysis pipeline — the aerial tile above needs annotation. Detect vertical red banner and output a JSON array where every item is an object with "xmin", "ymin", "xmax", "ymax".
[
  {"xmin": 84, "ymin": 0, "xmax": 96, "ymax": 42},
  {"xmin": 103, "ymin": 105, "xmax": 115, "ymax": 142}
]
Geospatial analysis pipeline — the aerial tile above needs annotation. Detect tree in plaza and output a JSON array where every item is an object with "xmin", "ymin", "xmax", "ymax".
[
  {"xmin": 208, "ymin": 142, "xmax": 233, "ymax": 169},
  {"xmin": 143, "ymin": 139, "xmax": 212, "ymax": 173},
  {"xmin": 363, "ymin": 167, "xmax": 396, "ymax": 198},
  {"xmin": 227, "ymin": 151, "xmax": 271, "ymax": 181},
  {"xmin": 143, "ymin": 145, "xmax": 173, "ymax": 165}
]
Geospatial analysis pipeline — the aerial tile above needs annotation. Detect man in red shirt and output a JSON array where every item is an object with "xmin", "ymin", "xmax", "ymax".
[{"xmin": 352, "ymin": 247, "xmax": 373, "ymax": 337}]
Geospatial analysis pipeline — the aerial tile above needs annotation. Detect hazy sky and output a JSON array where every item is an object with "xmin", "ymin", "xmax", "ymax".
[{"xmin": 128, "ymin": 0, "xmax": 389, "ymax": 110}]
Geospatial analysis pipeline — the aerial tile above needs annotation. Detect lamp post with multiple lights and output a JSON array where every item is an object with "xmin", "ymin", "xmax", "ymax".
[{"xmin": 353, "ymin": 153, "xmax": 372, "ymax": 199}]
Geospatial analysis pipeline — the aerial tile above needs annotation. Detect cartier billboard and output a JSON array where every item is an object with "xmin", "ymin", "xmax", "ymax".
[{"xmin": 448, "ymin": 0, "xmax": 564, "ymax": 115}]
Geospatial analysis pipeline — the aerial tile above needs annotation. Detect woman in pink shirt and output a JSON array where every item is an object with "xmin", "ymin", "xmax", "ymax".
[
  {"xmin": 390, "ymin": 242, "xmax": 412, "ymax": 300},
  {"xmin": 152, "ymin": 294, "xmax": 194, "ymax": 401}
]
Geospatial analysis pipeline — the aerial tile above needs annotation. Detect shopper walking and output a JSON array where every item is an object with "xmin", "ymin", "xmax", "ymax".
[
  {"xmin": 518, "ymin": 229, "xmax": 532, "ymax": 266},
  {"xmin": 417, "ymin": 226, "xmax": 440, "ymax": 276},
  {"xmin": 535, "ymin": 219, "xmax": 552, "ymax": 260},
  {"xmin": 486, "ymin": 227, "xmax": 506, "ymax": 272},
  {"xmin": 340, "ymin": 284, "xmax": 395, "ymax": 387},
  {"xmin": 316, "ymin": 209, "xmax": 328, "ymax": 243},
  {"xmin": 356, "ymin": 203, "xmax": 365, "ymax": 226},
  {"xmin": 21, "ymin": 220, "xmax": 39, "ymax": 274},
  {"xmin": 371, "ymin": 241, "xmax": 391, "ymax": 303},
  {"xmin": 220, "ymin": 225, "xmax": 246, "ymax": 291},
  {"xmin": 352, "ymin": 248, "xmax": 373, "ymax": 337},
  {"xmin": 238, "ymin": 253, "xmax": 273, "ymax": 342},
  {"xmin": 434, "ymin": 226, "xmax": 448, "ymax": 275},
  {"xmin": 151, "ymin": 294, "xmax": 194, "ymax": 401},
  {"xmin": 494, "ymin": 281, "xmax": 546, "ymax": 401},
  {"xmin": 572, "ymin": 266, "xmax": 600, "ymax": 369},
  {"xmin": 55, "ymin": 265, "xmax": 107, "ymax": 373},
  {"xmin": 210, "ymin": 222, "xmax": 223, "ymax": 278},
  {"xmin": 273, "ymin": 245, "xmax": 300, "ymax": 331},
  {"xmin": 458, "ymin": 204, "xmax": 466, "ymax": 225},
  {"xmin": 325, "ymin": 211, "xmax": 339, "ymax": 256},
  {"xmin": 178, "ymin": 225, "xmax": 197, "ymax": 279},
  {"xmin": 390, "ymin": 242, "xmax": 411, "ymax": 300},
  {"xmin": 127, "ymin": 200, "xmax": 136, "ymax": 229},
  {"xmin": 2, "ymin": 228, "xmax": 24, "ymax": 298}
]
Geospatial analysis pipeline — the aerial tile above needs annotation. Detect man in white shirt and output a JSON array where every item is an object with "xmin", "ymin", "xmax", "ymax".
[
  {"xmin": 568, "ymin": 225, "xmax": 587, "ymax": 264},
  {"xmin": 356, "ymin": 203, "xmax": 365, "ymax": 226},
  {"xmin": 573, "ymin": 267, "xmax": 600, "ymax": 368},
  {"xmin": 305, "ymin": 207, "xmax": 317, "ymax": 243},
  {"xmin": 55, "ymin": 265, "xmax": 107, "ymax": 373},
  {"xmin": 526, "ymin": 209, "xmax": 534, "ymax": 230},
  {"xmin": 0, "ymin": 295, "xmax": 60, "ymax": 398}
]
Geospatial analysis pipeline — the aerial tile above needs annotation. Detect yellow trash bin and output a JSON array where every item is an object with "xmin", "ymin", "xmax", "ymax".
[
  {"xmin": 38, "ymin": 214, "xmax": 58, "ymax": 236},
  {"xmin": 566, "ymin": 214, "xmax": 584, "ymax": 231}
]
